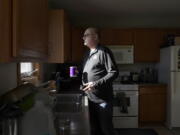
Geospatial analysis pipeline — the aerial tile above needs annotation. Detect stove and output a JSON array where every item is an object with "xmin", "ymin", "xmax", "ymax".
[{"xmin": 112, "ymin": 84, "xmax": 139, "ymax": 128}]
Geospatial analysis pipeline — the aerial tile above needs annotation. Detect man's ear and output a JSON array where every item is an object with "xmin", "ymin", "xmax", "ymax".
[{"xmin": 94, "ymin": 34, "xmax": 99, "ymax": 41}]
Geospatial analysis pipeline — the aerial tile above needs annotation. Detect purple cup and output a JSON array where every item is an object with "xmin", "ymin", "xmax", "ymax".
[{"xmin": 69, "ymin": 66, "xmax": 77, "ymax": 77}]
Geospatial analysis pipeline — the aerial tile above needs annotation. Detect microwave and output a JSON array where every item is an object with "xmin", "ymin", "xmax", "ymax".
[{"xmin": 107, "ymin": 45, "xmax": 134, "ymax": 64}]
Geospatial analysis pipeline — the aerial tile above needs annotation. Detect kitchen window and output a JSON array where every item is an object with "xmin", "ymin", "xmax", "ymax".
[
  {"xmin": 18, "ymin": 62, "xmax": 41, "ymax": 86},
  {"xmin": 20, "ymin": 62, "xmax": 33, "ymax": 74}
]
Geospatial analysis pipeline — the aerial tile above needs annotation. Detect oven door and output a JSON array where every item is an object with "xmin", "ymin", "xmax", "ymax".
[{"xmin": 113, "ymin": 91, "xmax": 138, "ymax": 116}]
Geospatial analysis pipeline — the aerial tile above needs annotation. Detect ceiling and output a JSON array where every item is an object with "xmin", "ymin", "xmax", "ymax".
[{"xmin": 49, "ymin": 0, "xmax": 180, "ymax": 28}]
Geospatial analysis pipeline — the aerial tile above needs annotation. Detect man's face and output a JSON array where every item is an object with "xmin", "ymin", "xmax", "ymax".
[{"xmin": 83, "ymin": 29, "xmax": 97, "ymax": 48}]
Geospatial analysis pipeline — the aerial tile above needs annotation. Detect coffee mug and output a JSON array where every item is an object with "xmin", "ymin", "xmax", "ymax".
[{"xmin": 69, "ymin": 66, "xmax": 78, "ymax": 77}]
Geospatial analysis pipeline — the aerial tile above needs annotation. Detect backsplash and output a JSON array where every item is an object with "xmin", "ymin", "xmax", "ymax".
[
  {"xmin": 41, "ymin": 63, "xmax": 57, "ymax": 82},
  {"xmin": 0, "ymin": 62, "xmax": 160, "ymax": 95},
  {"xmin": 117, "ymin": 63, "xmax": 158, "ymax": 72},
  {"xmin": 0, "ymin": 63, "xmax": 17, "ymax": 95},
  {"xmin": 116, "ymin": 63, "xmax": 159, "ymax": 83}
]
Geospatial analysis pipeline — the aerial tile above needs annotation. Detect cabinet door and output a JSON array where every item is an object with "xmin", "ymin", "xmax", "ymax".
[
  {"xmin": 164, "ymin": 29, "xmax": 180, "ymax": 36},
  {"xmin": 48, "ymin": 10, "xmax": 71, "ymax": 63},
  {"xmin": 134, "ymin": 29, "xmax": 164, "ymax": 62},
  {"xmin": 139, "ymin": 86, "xmax": 166, "ymax": 122},
  {"xmin": 139, "ymin": 94, "xmax": 166, "ymax": 122},
  {"xmin": 100, "ymin": 29, "xmax": 133, "ymax": 45},
  {"xmin": 0, "ymin": 0, "xmax": 11, "ymax": 62},
  {"xmin": 163, "ymin": 29, "xmax": 180, "ymax": 46},
  {"xmin": 63, "ymin": 13, "xmax": 71, "ymax": 62},
  {"xmin": 71, "ymin": 27, "xmax": 87, "ymax": 63},
  {"xmin": 12, "ymin": 0, "xmax": 48, "ymax": 60}
]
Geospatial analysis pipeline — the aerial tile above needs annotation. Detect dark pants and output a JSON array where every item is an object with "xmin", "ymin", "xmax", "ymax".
[{"xmin": 88, "ymin": 100, "xmax": 114, "ymax": 135}]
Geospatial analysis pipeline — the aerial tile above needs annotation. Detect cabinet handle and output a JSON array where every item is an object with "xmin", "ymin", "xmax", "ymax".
[{"xmin": 171, "ymin": 72, "xmax": 176, "ymax": 95}]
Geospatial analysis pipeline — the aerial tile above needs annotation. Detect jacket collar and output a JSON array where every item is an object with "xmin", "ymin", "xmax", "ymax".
[{"xmin": 89, "ymin": 44, "xmax": 100, "ymax": 57}]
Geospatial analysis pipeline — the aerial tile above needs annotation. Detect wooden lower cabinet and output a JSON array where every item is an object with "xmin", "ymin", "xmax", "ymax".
[{"xmin": 139, "ymin": 85, "xmax": 166, "ymax": 124}]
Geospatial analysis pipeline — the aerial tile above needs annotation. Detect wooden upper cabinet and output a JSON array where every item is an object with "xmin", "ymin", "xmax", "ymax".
[
  {"xmin": 0, "ymin": 0, "xmax": 11, "ymax": 62},
  {"xmin": 134, "ymin": 29, "xmax": 165, "ymax": 62},
  {"xmin": 48, "ymin": 9, "xmax": 71, "ymax": 63},
  {"xmin": 164, "ymin": 28, "xmax": 180, "ymax": 36},
  {"xmin": 71, "ymin": 27, "xmax": 87, "ymax": 63},
  {"xmin": 163, "ymin": 29, "xmax": 180, "ymax": 46},
  {"xmin": 100, "ymin": 29, "xmax": 134, "ymax": 45},
  {"xmin": 0, "ymin": 0, "xmax": 48, "ymax": 62},
  {"xmin": 12, "ymin": 0, "xmax": 48, "ymax": 60}
]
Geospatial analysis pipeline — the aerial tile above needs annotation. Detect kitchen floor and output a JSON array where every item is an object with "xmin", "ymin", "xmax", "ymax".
[{"xmin": 140, "ymin": 124, "xmax": 180, "ymax": 135}]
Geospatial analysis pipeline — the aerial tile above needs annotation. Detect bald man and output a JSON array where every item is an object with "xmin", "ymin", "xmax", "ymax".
[{"xmin": 81, "ymin": 27, "xmax": 119, "ymax": 135}]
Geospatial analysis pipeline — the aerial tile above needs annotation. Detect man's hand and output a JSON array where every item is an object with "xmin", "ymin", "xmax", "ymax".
[{"xmin": 83, "ymin": 82, "xmax": 95, "ymax": 91}]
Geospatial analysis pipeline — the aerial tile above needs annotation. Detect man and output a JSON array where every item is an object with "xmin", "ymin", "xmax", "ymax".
[{"xmin": 81, "ymin": 27, "xmax": 119, "ymax": 135}]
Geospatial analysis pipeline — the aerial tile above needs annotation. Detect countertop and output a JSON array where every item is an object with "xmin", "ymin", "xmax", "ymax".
[
  {"xmin": 48, "ymin": 89, "xmax": 84, "ymax": 96},
  {"xmin": 53, "ymin": 94, "xmax": 90, "ymax": 135},
  {"xmin": 57, "ymin": 90, "xmax": 84, "ymax": 94},
  {"xmin": 113, "ymin": 82, "xmax": 167, "ymax": 86},
  {"xmin": 138, "ymin": 83, "xmax": 167, "ymax": 87}
]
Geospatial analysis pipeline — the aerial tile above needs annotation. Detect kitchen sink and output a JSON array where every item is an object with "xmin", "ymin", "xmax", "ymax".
[
  {"xmin": 52, "ymin": 93, "xmax": 90, "ymax": 135},
  {"xmin": 53, "ymin": 93, "xmax": 83, "ymax": 113}
]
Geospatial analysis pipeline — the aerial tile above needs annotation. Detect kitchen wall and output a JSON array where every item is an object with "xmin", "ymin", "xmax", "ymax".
[
  {"xmin": 0, "ymin": 62, "xmax": 160, "ymax": 95},
  {"xmin": 116, "ymin": 62, "xmax": 159, "ymax": 83},
  {"xmin": 41, "ymin": 63, "xmax": 159, "ymax": 79},
  {"xmin": 0, "ymin": 63, "xmax": 17, "ymax": 95},
  {"xmin": 41, "ymin": 63, "xmax": 57, "ymax": 82},
  {"xmin": 0, "ymin": 63, "xmax": 58, "ymax": 96},
  {"xmin": 71, "ymin": 17, "xmax": 180, "ymax": 28},
  {"xmin": 117, "ymin": 63, "xmax": 158, "ymax": 72},
  {"xmin": 40, "ymin": 63, "xmax": 156, "ymax": 77},
  {"xmin": 49, "ymin": 1, "xmax": 180, "ymax": 28}
]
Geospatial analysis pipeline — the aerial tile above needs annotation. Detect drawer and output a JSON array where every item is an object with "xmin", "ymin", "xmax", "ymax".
[
  {"xmin": 113, "ymin": 116, "xmax": 138, "ymax": 128},
  {"xmin": 139, "ymin": 86, "xmax": 166, "ymax": 94}
]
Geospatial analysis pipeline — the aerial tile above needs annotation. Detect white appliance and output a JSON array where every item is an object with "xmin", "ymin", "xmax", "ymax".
[
  {"xmin": 158, "ymin": 45, "xmax": 180, "ymax": 129},
  {"xmin": 107, "ymin": 45, "xmax": 134, "ymax": 64},
  {"xmin": 112, "ymin": 84, "xmax": 139, "ymax": 128}
]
